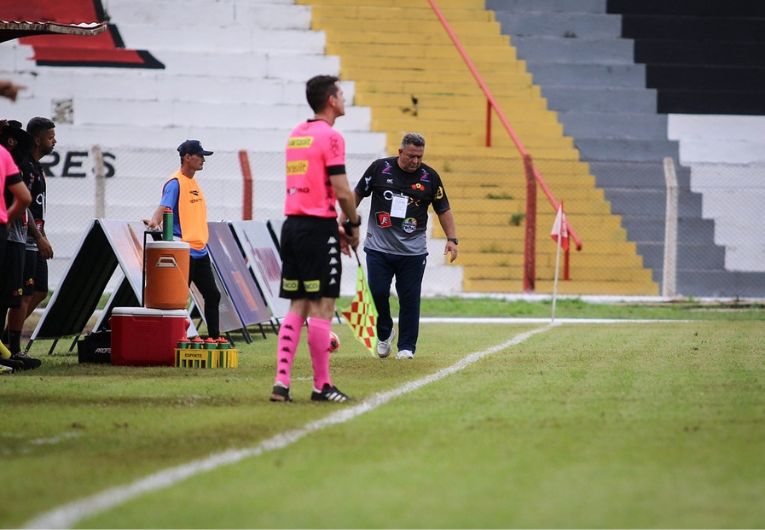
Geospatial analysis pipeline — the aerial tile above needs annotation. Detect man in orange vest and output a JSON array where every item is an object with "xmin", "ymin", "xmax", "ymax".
[{"xmin": 145, "ymin": 140, "xmax": 221, "ymax": 340}]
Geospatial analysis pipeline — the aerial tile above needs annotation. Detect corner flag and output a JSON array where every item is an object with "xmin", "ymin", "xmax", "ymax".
[
  {"xmin": 341, "ymin": 259, "xmax": 378, "ymax": 356},
  {"xmin": 550, "ymin": 203, "xmax": 570, "ymax": 251}
]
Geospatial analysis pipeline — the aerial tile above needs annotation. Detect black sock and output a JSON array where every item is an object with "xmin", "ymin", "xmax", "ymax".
[{"xmin": 8, "ymin": 330, "xmax": 21, "ymax": 354}]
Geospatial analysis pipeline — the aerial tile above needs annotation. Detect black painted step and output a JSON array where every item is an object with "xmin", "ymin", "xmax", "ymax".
[
  {"xmin": 607, "ymin": 0, "xmax": 765, "ymax": 17},
  {"xmin": 621, "ymin": 15, "xmax": 765, "ymax": 42},
  {"xmin": 634, "ymin": 40, "xmax": 765, "ymax": 68},
  {"xmin": 657, "ymin": 89, "xmax": 765, "ymax": 115},
  {"xmin": 646, "ymin": 64, "xmax": 765, "ymax": 91}
]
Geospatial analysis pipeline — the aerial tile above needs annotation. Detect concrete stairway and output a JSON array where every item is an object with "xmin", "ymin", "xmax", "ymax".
[
  {"xmin": 487, "ymin": 0, "xmax": 765, "ymax": 297},
  {"xmin": 0, "ymin": 0, "xmax": 390, "ymax": 295},
  {"xmin": 299, "ymin": 0, "xmax": 658, "ymax": 295}
]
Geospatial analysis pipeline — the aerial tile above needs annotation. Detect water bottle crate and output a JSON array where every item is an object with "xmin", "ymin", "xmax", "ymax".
[{"xmin": 174, "ymin": 348, "xmax": 239, "ymax": 368}]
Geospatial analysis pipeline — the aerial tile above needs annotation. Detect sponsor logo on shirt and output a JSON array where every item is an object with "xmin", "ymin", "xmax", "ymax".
[
  {"xmin": 402, "ymin": 217, "xmax": 417, "ymax": 233},
  {"xmin": 288, "ymin": 137, "xmax": 313, "ymax": 148},
  {"xmin": 436, "ymin": 185, "xmax": 444, "ymax": 199},
  {"xmin": 411, "ymin": 183, "xmax": 424, "ymax": 191},
  {"xmin": 287, "ymin": 160, "xmax": 308, "ymax": 175},
  {"xmin": 376, "ymin": 211, "xmax": 392, "ymax": 228}
]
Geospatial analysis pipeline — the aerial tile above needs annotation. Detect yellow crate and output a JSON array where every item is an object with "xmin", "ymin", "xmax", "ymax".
[{"xmin": 175, "ymin": 348, "xmax": 238, "ymax": 368}]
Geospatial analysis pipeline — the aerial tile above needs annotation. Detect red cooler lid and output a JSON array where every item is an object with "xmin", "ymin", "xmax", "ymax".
[{"xmin": 111, "ymin": 307, "xmax": 189, "ymax": 317}]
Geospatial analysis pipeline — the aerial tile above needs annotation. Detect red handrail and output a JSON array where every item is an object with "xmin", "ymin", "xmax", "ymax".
[
  {"xmin": 426, "ymin": 0, "xmax": 584, "ymax": 262},
  {"xmin": 238, "ymin": 149, "xmax": 253, "ymax": 220}
]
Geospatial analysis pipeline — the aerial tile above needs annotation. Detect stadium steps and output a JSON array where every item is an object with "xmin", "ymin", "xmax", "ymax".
[
  {"xmin": 299, "ymin": 0, "xmax": 658, "ymax": 295},
  {"xmin": 487, "ymin": 0, "xmax": 765, "ymax": 297},
  {"xmin": 0, "ymin": 0, "xmax": 397, "ymax": 295}
]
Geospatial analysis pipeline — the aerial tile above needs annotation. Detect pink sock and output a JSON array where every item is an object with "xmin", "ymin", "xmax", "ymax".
[
  {"xmin": 274, "ymin": 312, "xmax": 304, "ymax": 388},
  {"xmin": 307, "ymin": 317, "xmax": 332, "ymax": 390}
]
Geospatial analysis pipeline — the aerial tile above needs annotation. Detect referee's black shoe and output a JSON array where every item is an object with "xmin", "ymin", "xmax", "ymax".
[
  {"xmin": 311, "ymin": 383, "xmax": 351, "ymax": 403},
  {"xmin": 0, "ymin": 357, "xmax": 24, "ymax": 371},
  {"xmin": 11, "ymin": 352, "xmax": 42, "ymax": 370},
  {"xmin": 269, "ymin": 383, "xmax": 293, "ymax": 402}
]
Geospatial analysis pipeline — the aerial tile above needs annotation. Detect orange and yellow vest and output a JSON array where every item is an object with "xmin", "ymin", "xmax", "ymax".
[{"xmin": 166, "ymin": 170, "xmax": 208, "ymax": 251}]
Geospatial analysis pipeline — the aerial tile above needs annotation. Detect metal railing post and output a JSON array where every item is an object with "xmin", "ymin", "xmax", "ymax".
[
  {"xmin": 662, "ymin": 157, "xmax": 678, "ymax": 297},
  {"xmin": 523, "ymin": 154, "xmax": 536, "ymax": 292},
  {"xmin": 91, "ymin": 144, "xmax": 106, "ymax": 218},
  {"xmin": 485, "ymin": 99, "xmax": 492, "ymax": 147}
]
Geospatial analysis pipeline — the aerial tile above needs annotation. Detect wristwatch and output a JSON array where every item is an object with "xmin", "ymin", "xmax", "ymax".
[
  {"xmin": 447, "ymin": 237, "xmax": 459, "ymax": 245},
  {"xmin": 343, "ymin": 216, "xmax": 362, "ymax": 236}
]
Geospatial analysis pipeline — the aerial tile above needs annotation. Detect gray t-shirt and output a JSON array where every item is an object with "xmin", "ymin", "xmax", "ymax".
[
  {"xmin": 355, "ymin": 157, "xmax": 451, "ymax": 256},
  {"xmin": 6, "ymin": 213, "xmax": 28, "ymax": 243}
]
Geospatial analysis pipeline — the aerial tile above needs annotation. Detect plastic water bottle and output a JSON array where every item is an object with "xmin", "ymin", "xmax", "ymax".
[{"xmin": 162, "ymin": 207, "xmax": 173, "ymax": 241}]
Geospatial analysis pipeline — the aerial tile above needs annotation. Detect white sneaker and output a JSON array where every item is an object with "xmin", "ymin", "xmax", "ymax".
[
  {"xmin": 395, "ymin": 349, "xmax": 414, "ymax": 360},
  {"xmin": 377, "ymin": 328, "xmax": 396, "ymax": 358}
]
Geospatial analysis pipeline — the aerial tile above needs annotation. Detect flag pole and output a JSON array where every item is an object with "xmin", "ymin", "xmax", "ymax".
[{"xmin": 551, "ymin": 224, "xmax": 562, "ymax": 323}]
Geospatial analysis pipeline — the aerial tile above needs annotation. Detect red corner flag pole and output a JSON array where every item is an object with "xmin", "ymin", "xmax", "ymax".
[{"xmin": 550, "ymin": 202, "xmax": 569, "ymax": 322}]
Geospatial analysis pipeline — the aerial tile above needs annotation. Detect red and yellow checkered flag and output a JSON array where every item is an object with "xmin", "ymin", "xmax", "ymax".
[{"xmin": 341, "ymin": 259, "xmax": 378, "ymax": 356}]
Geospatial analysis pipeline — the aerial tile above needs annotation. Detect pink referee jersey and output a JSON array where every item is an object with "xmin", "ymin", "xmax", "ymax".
[
  {"xmin": 284, "ymin": 119, "xmax": 345, "ymax": 218},
  {"xmin": 0, "ymin": 145, "xmax": 21, "ymax": 224}
]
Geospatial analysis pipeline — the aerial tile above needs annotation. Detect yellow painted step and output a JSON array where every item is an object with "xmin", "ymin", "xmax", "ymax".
[
  {"xmin": 422, "ymin": 149, "xmax": 583, "ymax": 164},
  {"xmin": 372, "ymin": 110, "xmax": 564, "ymax": 129},
  {"xmin": 440, "ymin": 181, "xmax": 593, "ymax": 194},
  {"xmin": 330, "ymin": 43, "xmax": 517, "ymax": 61},
  {"xmin": 463, "ymin": 278, "xmax": 658, "ymax": 295},
  {"xmin": 384, "ymin": 134, "xmax": 572, "ymax": 152},
  {"xmin": 313, "ymin": 17, "xmax": 500, "ymax": 34},
  {"xmin": 439, "ymin": 162, "xmax": 592, "ymax": 177},
  {"xmin": 455, "ymin": 246, "xmax": 643, "ymax": 265},
  {"xmin": 450, "ymin": 208, "xmax": 617, "ymax": 227},
  {"xmin": 299, "ymin": 0, "xmax": 486, "ymax": 7},
  {"xmin": 342, "ymin": 66, "xmax": 529, "ymax": 83},
  {"xmin": 446, "ymin": 199, "xmax": 611, "ymax": 215},
  {"xmin": 377, "ymin": 125, "xmax": 563, "ymax": 142},
  {"xmin": 432, "ymin": 224, "xmax": 626, "ymax": 241},
  {"xmin": 462, "ymin": 265, "xmax": 653, "ymax": 283},
  {"xmin": 356, "ymin": 91, "xmax": 541, "ymax": 108},
  {"xmin": 327, "ymin": 30, "xmax": 508, "ymax": 46},
  {"xmin": 311, "ymin": 6, "xmax": 496, "ymax": 22},
  {"xmin": 341, "ymin": 55, "xmax": 519, "ymax": 70},
  {"xmin": 421, "ymin": 146, "xmax": 580, "ymax": 160},
  {"xmin": 454, "ymin": 238, "xmax": 638, "ymax": 254},
  {"xmin": 439, "ymin": 212, "xmax": 622, "ymax": 234},
  {"xmin": 448, "ymin": 186, "xmax": 604, "ymax": 200},
  {"xmin": 355, "ymin": 80, "xmax": 531, "ymax": 96},
  {"xmin": 431, "ymin": 230, "xmax": 625, "ymax": 248},
  {"xmin": 386, "ymin": 136, "xmax": 572, "ymax": 152},
  {"xmin": 433, "ymin": 230, "xmax": 629, "ymax": 248},
  {"xmin": 373, "ymin": 98, "xmax": 548, "ymax": 117}
]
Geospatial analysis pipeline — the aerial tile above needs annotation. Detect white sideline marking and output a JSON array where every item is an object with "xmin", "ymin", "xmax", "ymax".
[
  {"xmin": 30, "ymin": 432, "xmax": 82, "ymax": 446},
  {"xmin": 23, "ymin": 324, "xmax": 555, "ymax": 529},
  {"xmin": 418, "ymin": 317, "xmax": 691, "ymax": 324}
]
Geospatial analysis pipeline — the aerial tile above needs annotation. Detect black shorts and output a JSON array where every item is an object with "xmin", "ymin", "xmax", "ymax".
[
  {"xmin": 31, "ymin": 251, "xmax": 48, "ymax": 293},
  {"xmin": 279, "ymin": 216, "xmax": 342, "ymax": 300},
  {"xmin": 22, "ymin": 250, "xmax": 37, "ymax": 296},
  {"xmin": 0, "ymin": 241, "xmax": 25, "ymax": 307},
  {"xmin": 0, "ymin": 223, "xmax": 6, "ymax": 265}
]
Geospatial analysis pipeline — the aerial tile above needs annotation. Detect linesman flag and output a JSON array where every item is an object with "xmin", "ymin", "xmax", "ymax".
[
  {"xmin": 550, "ymin": 203, "xmax": 570, "ymax": 251},
  {"xmin": 341, "ymin": 261, "xmax": 378, "ymax": 356}
]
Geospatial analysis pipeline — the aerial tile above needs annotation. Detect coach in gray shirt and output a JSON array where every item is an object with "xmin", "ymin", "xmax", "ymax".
[{"xmin": 351, "ymin": 133, "xmax": 458, "ymax": 360}]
